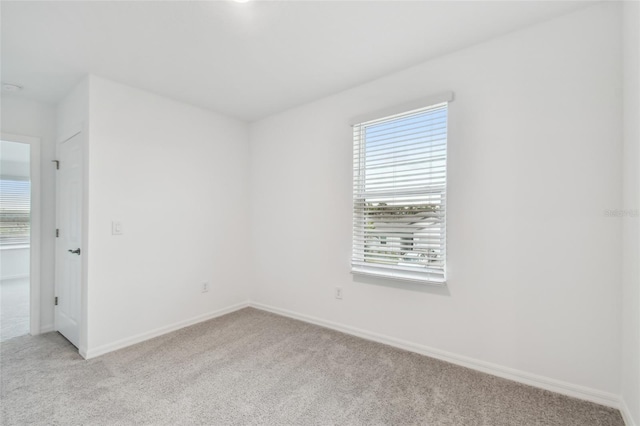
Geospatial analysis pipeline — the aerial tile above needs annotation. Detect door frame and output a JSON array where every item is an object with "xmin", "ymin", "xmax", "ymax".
[{"xmin": 1, "ymin": 133, "xmax": 41, "ymax": 337}]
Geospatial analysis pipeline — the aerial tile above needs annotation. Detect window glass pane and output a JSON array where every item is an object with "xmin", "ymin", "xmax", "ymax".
[
  {"xmin": 353, "ymin": 103, "xmax": 447, "ymax": 282},
  {"xmin": 0, "ymin": 179, "xmax": 31, "ymax": 246}
]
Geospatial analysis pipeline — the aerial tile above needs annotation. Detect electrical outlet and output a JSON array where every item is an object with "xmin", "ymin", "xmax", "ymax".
[
  {"xmin": 201, "ymin": 282, "xmax": 209, "ymax": 293},
  {"xmin": 335, "ymin": 287, "xmax": 343, "ymax": 299},
  {"xmin": 112, "ymin": 221, "xmax": 123, "ymax": 235}
]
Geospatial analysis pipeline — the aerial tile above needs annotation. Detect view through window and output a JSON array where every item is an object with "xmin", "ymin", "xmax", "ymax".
[{"xmin": 0, "ymin": 178, "xmax": 31, "ymax": 246}]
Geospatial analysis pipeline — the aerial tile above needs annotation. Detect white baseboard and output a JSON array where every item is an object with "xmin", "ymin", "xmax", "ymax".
[
  {"xmin": 83, "ymin": 302, "xmax": 249, "ymax": 359},
  {"xmin": 620, "ymin": 398, "xmax": 638, "ymax": 426},
  {"xmin": 39, "ymin": 324, "xmax": 55, "ymax": 334},
  {"xmin": 249, "ymin": 301, "xmax": 621, "ymax": 410}
]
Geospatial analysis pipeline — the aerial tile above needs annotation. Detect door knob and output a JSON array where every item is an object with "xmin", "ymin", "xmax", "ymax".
[{"xmin": 68, "ymin": 248, "xmax": 81, "ymax": 255}]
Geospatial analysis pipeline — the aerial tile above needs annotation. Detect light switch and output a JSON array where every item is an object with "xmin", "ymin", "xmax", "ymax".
[{"xmin": 112, "ymin": 221, "xmax": 123, "ymax": 235}]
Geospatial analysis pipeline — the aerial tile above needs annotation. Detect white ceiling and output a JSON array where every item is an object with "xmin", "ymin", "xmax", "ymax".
[{"xmin": 1, "ymin": 1, "xmax": 593, "ymax": 122}]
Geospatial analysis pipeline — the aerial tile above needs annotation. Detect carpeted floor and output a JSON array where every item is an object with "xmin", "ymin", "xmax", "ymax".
[
  {"xmin": 0, "ymin": 308, "xmax": 624, "ymax": 425},
  {"xmin": 0, "ymin": 277, "xmax": 30, "ymax": 342}
]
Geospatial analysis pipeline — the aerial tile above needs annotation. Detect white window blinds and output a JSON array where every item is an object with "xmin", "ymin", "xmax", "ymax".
[
  {"xmin": 0, "ymin": 178, "xmax": 31, "ymax": 246},
  {"xmin": 352, "ymin": 99, "xmax": 449, "ymax": 284}
]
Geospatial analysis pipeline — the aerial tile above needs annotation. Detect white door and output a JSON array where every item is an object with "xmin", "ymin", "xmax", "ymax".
[{"xmin": 55, "ymin": 133, "xmax": 82, "ymax": 348}]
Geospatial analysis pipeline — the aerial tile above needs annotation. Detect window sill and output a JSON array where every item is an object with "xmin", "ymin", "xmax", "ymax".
[{"xmin": 351, "ymin": 266, "xmax": 446, "ymax": 286}]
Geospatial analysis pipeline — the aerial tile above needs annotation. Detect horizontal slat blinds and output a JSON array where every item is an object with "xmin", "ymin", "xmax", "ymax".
[
  {"xmin": 352, "ymin": 102, "xmax": 448, "ymax": 284},
  {"xmin": 0, "ymin": 178, "xmax": 31, "ymax": 246}
]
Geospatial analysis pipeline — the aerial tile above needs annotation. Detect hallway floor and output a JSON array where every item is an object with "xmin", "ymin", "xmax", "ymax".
[{"xmin": 0, "ymin": 277, "xmax": 29, "ymax": 341}]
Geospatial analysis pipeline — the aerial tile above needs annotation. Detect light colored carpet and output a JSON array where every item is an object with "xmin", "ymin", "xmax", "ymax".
[
  {"xmin": 0, "ymin": 307, "xmax": 624, "ymax": 425},
  {"xmin": 0, "ymin": 277, "xmax": 30, "ymax": 342}
]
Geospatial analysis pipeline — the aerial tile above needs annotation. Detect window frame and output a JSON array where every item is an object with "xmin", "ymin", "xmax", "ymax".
[{"xmin": 350, "ymin": 92, "xmax": 452, "ymax": 285}]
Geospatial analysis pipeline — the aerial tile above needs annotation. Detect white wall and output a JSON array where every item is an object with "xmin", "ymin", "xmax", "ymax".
[
  {"xmin": 1, "ymin": 96, "xmax": 57, "ymax": 330},
  {"xmin": 249, "ymin": 2, "xmax": 622, "ymax": 400},
  {"xmin": 0, "ymin": 248, "xmax": 29, "ymax": 280},
  {"xmin": 84, "ymin": 76, "xmax": 250, "ymax": 355},
  {"xmin": 622, "ymin": 1, "xmax": 640, "ymax": 424}
]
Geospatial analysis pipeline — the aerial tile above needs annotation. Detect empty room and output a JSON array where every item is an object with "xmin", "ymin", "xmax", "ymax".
[{"xmin": 0, "ymin": 0, "xmax": 639, "ymax": 425}]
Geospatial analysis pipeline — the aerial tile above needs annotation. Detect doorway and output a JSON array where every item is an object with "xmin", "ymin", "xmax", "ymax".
[{"xmin": 0, "ymin": 134, "xmax": 41, "ymax": 341}]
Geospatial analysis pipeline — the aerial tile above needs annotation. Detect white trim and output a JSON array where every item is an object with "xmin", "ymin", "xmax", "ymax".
[
  {"xmin": 351, "ymin": 267, "xmax": 447, "ymax": 286},
  {"xmin": 59, "ymin": 130, "xmax": 81, "ymax": 145},
  {"xmin": 350, "ymin": 91, "xmax": 454, "ymax": 126},
  {"xmin": 82, "ymin": 302, "xmax": 249, "ymax": 359},
  {"xmin": 1, "ymin": 133, "xmax": 41, "ymax": 337},
  {"xmin": 620, "ymin": 398, "xmax": 638, "ymax": 426},
  {"xmin": 249, "ymin": 301, "xmax": 621, "ymax": 409}
]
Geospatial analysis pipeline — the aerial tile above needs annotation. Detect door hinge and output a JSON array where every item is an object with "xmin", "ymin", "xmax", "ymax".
[
  {"xmin": 54, "ymin": 296, "xmax": 58, "ymax": 306},
  {"xmin": 56, "ymin": 229, "xmax": 59, "ymax": 238},
  {"xmin": 52, "ymin": 160, "xmax": 59, "ymax": 170}
]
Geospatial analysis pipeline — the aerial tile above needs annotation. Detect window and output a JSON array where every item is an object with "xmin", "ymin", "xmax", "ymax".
[
  {"xmin": 0, "ymin": 178, "xmax": 31, "ymax": 246},
  {"xmin": 352, "ymin": 95, "xmax": 451, "ymax": 284}
]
